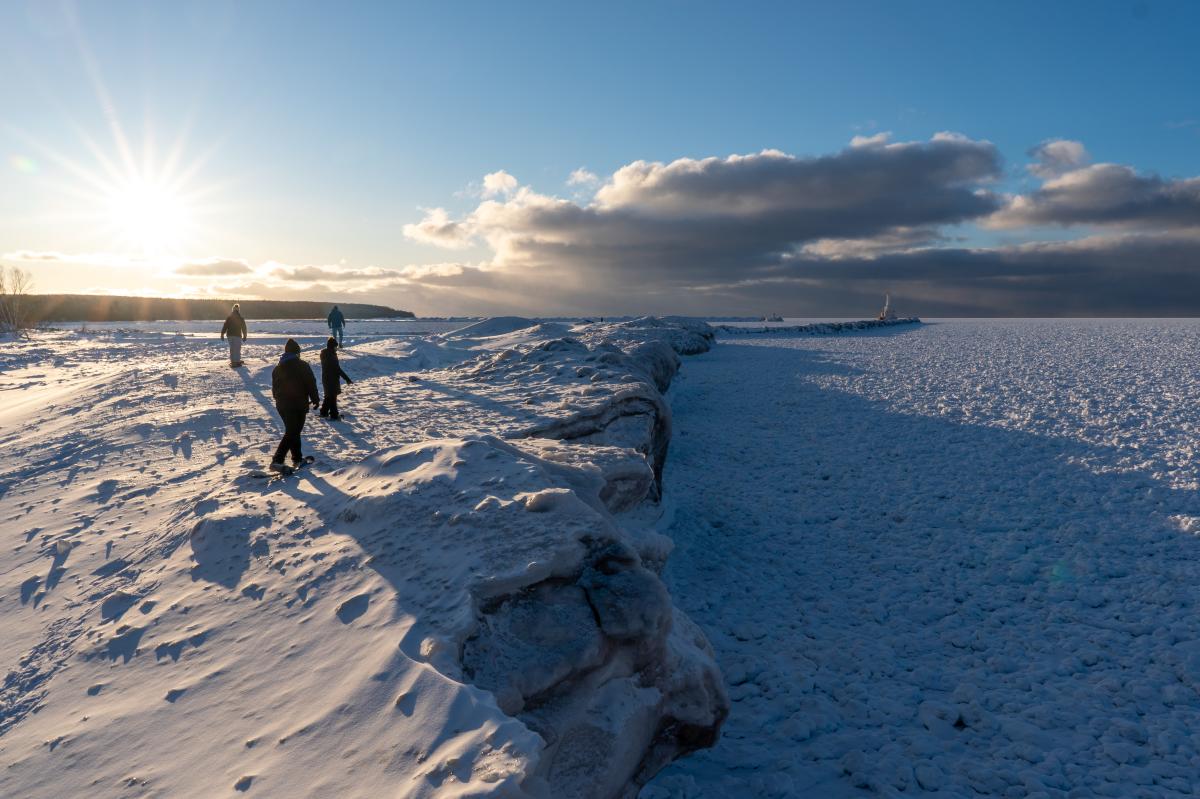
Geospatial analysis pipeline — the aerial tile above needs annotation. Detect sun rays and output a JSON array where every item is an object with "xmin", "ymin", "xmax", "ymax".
[{"xmin": 6, "ymin": 4, "xmax": 230, "ymax": 265}]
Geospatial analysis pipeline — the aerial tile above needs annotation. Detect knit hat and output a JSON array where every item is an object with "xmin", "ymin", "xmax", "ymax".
[
  {"xmin": 327, "ymin": 337, "xmax": 338, "ymax": 349},
  {"xmin": 284, "ymin": 338, "xmax": 301, "ymax": 354}
]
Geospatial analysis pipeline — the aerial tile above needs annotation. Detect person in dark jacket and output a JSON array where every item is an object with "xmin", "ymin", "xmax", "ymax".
[
  {"xmin": 219, "ymin": 303, "xmax": 248, "ymax": 366},
  {"xmin": 326, "ymin": 305, "xmax": 346, "ymax": 346},
  {"xmin": 319, "ymin": 337, "xmax": 353, "ymax": 419},
  {"xmin": 270, "ymin": 338, "xmax": 319, "ymax": 471}
]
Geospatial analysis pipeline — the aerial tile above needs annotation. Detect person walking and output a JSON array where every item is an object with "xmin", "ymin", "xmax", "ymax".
[
  {"xmin": 319, "ymin": 337, "xmax": 353, "ymax": 420},
  {"xmin": 270, "ymin": 338, "xmax": 319, "ymax": 473},
  {"xmin": 219, "ymin": 303, "xmax": 248, "ymax": 366},
  {"xmin": 326, "ymin": 305, "xmax": 346, "ymax": 347}
]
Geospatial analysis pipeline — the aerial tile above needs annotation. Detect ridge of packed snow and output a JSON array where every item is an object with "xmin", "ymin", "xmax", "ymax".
[
  {"xmin": 0, "ymin": 317, "xmax": 725, "ymax": 799},
  {"xmin": 716, "ymin": 317, "xmax": 921, "ymax": 336}
]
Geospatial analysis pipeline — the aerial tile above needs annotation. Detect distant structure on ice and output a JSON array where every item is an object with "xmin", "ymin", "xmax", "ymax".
[
  {"xmin": 877, "ymin": 294, "xmax": 898, "ymax": 322},
  {"xmin": 760, "ymin": 313, "xmax": 784, "ymax": 322}
]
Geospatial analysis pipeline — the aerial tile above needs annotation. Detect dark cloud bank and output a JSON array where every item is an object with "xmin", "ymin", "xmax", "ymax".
[{"xmin": 391, "ymin": 134, "xmax": 1200, "ymax": 316}]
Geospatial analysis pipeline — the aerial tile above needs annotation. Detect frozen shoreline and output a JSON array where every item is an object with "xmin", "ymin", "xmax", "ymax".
[
  {"xmin": 715, "ymin": 317, "xmax": 921, "ymax": 336},
  {"xmin": 0, "ymin": 317, "xmax": 726, "ymax": 798}
]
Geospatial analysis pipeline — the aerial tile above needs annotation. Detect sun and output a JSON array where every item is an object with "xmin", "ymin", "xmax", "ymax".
[{"xmin": 104, "ymin": 176, "xmax": 194, "ymax": 256}]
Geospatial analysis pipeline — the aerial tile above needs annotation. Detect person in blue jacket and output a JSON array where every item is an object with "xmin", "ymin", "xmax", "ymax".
[{"xmin": 326, "ymin": 305, "xmax": 346, "ymax": 346}]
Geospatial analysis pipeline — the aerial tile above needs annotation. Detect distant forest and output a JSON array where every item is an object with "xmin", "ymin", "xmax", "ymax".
[{"xmin": 25, "ymin": 294, "xmax": 414, "ymax": 323}]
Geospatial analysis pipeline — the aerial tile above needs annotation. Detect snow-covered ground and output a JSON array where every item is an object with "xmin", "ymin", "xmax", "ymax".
[
  {"xmin": 0, "ymin": 318, "xmax": 726, "ymax": 798},
  {"xmin": 644, "ymin": 319, "xmax": 1200, "ymax": 798},
  {"xmin": 10, "ymin": 317, "xmax": 1200, "ymax": 798}
]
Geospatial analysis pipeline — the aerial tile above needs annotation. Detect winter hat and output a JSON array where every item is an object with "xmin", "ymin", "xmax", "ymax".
[
  {"xmin": 327, "ymin": 337, "xmax": 338, "ymax": 349},
  {"xmin": 284, "ymin": 338, "xmax": 301, "ymax": 354}
]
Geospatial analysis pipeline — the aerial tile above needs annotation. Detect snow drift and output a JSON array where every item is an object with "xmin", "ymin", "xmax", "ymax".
[{"xmin": 0, "ymin": 317, "xmax": 726, "ymax": 799}]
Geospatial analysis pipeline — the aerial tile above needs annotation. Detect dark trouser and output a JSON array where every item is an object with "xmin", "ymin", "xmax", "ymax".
[
  {"xmin": 332, "ymin": 326, "xmax": 344, "ymax": 346},
  {"xmin": 320, "ymin": 387, "xmax": 339, "ymax": 419},
  {"xmin": 273, "ymin": 406, "xmax": 307, "ymax": 463}
]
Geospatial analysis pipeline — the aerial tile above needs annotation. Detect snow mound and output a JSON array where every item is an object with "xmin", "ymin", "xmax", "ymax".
[
  {"xmin": 443, "ymin": 317, "xmax": 541, "ymax": 340},
  {"xmin": 578, "ymin": 317, "xmax": 716, "ymax": 356},
  {"xmin": 0, "ymin": 316, "xmax": 727, "ymax": 799}
]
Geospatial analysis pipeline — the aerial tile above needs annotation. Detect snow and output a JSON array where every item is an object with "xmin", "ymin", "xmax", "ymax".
[
  {"xmin": 644, "ymin": 319, "xmax": 1200, "ymax": 798},
  {"xmin": 13, "ymin": 316, "xmax": 1200, "ymax": 798},
  {"xmin": 715, "ymin": 317, "xmax": 920, "ymax": 336},
  {"xmin": 0, "ymin": 319, "xmax": 726, "ymax": 798}
]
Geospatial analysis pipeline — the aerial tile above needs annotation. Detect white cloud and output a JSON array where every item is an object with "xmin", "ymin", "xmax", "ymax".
[
  {"xmin": 268, "ymin": 264, "xmax": 401, "ymax": 283},
  {"xmin": 990, "ymin": 161, "xmax": 1200, "ymax": 230},
  {"xmin": 482, "ymin": 170, "xmax": 519, "ymax": 197},
  {"xmin": 175, "ymin": 258, "xmax": 253, "ymax": 276},
  {"xmin": 1, "ymin": 250, "xmax": 154, "ymax": 268},
  {"xmin": 849, "ymin": 131, "xmax": 892, "ymax": 148},
  {"xmin": 1027, "ymin": 139, "xmax": 1090, "ymax": 178},
  {"xmin": 567, "ymin": 167, "xmax": 599, "ymax": 186},
  {"xmin": 402, "ymin": 207, "xmax": 475, "ymax": 249}
]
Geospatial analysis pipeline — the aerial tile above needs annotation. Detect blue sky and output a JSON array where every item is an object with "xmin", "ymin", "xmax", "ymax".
[{"xmin": 2, "ymin": 0, "xmax": 1198, "ymax": 315}]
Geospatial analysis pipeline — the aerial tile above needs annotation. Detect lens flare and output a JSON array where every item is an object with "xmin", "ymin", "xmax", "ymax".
[{"xmin": 9, "ymin": 155, "xmax": 39, "ymax": 174}]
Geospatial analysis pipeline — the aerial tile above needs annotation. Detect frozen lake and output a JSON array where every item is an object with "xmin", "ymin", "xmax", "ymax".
[{"xmin": 646, "ymin": 318, "xmax": 1200, "ymax": 797}]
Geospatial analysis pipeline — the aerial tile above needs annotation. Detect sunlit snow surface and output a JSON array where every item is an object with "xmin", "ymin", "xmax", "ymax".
[
  {"xmin": 644, "ymin": 319, "xmax": 1200, "ymax": 797},
  {"xmin": 8, "ymin": 318, "xmax": 1200, "ymax": 798},
  {"xmin": 0, "ymin": 317, "xmax": 727, "ymax": 799}
]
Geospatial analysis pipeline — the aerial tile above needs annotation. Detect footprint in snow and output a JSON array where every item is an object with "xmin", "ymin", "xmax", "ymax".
[{"xmin": 336, "ymin": 593, "xmax": 370, "ymax": 624}]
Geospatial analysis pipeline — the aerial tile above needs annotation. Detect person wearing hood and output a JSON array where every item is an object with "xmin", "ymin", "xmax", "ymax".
[
  {"xmin": 219, "ymin": 303, "xmax": 248, "ymax": 366},
  {"xmin": 327, "ymin": 305, "xmax": 346, "ymax": 347},
  {"xmin": 269, "ymin": 338, "xmax": 319, "ymax": 472},
  {"xmin": 319, "ymin": 337, "xmax": 353, "ymax": 420}
]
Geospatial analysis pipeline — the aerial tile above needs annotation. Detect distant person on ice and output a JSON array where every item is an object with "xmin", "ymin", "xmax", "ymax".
[
  {"xmin": 219, "ymin": 303, "xmax": 248, "ymax": 366},
  {"xmin": 270, "ymin": 338, "xmax": 319, "ymax": 473},
  {"xmin": 319, "ymin": 337, "xmax": 353, "ymax": 420},
  {"xmin": 327, "ymin": 305, "xmax": 346, "ymax": 347}
]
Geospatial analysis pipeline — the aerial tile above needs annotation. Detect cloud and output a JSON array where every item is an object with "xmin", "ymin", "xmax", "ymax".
[
  {"xmin": 398, "ymin": 262, "xmax": 470, "ymax": 280},
  {"xmin": 482, "ymin": 170, "xmax": 519, "ymax": 197},
  {"xmin": 21, "ymin": 134, "xmax": 1200, "ymax": 317},
  {"xmin": 402, "ymin": 207, "xmax": 475, "ymax": 249},
  {"xmin": 991, "ymin": 163, "xmax": 1200, "ymax": 230},
  {"xmin": 849, "ymin": 131, "xmax": 892, "ymax": 148},
  {"xmin": 589, "ymin": 136, "xmax": 1000, "ymax": 220},
  {"xmin": 386, "ymin": 230, "xmax": 1200, "ymax": 316},
  {"xmin": 1, "ymin": 250, "xmax": 151, "ymax": 268},
  {"xmin": 175, "ymin": 258, "xmax": 252, "ymax": 276},
  {"xmin": 1027, "ymin": 139, "xmax": 1089, "ymax": 178},
  {"xmin": 798, "ymin": 227, "xmax": 945, "ymax": 260},
  {"xmin": 385, "ymin": 134, "xmax": 1200, "ymax": 316},
  {"xmin": 438, "ymin": 135, "xmax": 1004, "ymax": 290},
  {"xmin": 567, "ymin": 167, "xmax": 599, "ymax": 186},
  {"xmin": 268, "ymin": 264, "xmax": 401, "ymax": 283},
  {"xmin": 761, "ymin": 231, "xmax": 1200, "ymax": 317}
]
